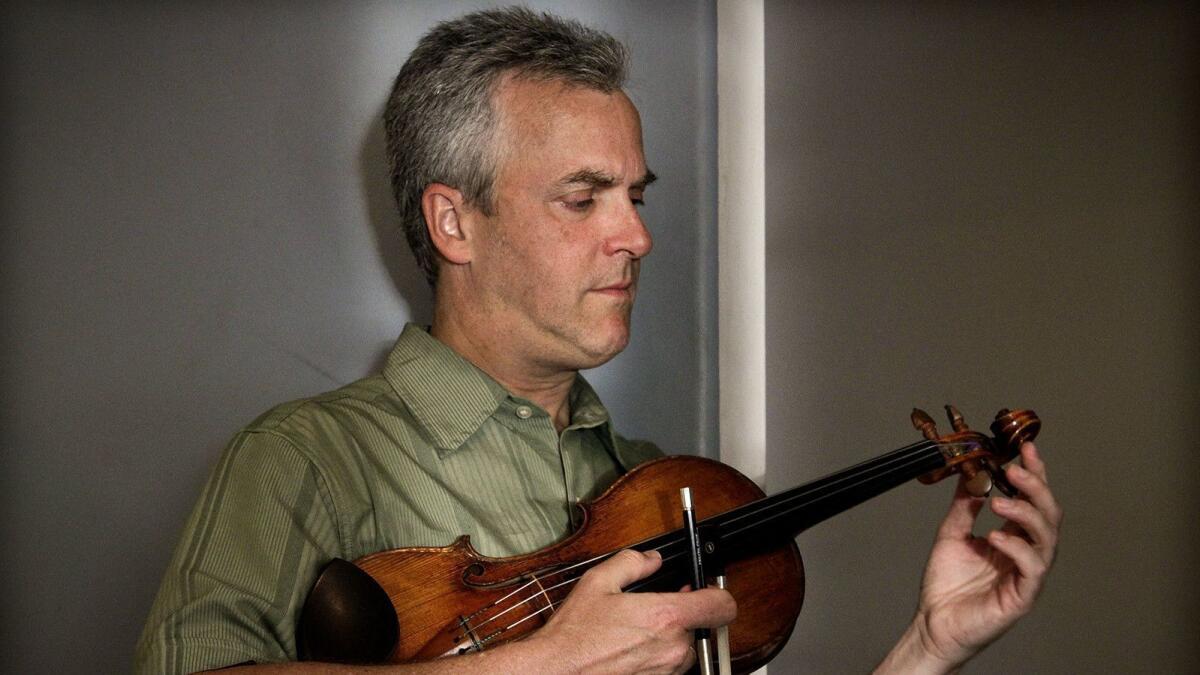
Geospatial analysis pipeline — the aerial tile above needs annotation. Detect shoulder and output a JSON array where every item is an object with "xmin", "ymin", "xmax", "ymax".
[
  {"xmin": 245, "ymin": 374, "xmax": 395, "ymax": 436},
  {"xmin": 234, "ymin": 373, "xmax": 421, "ymax": 464},
  {"xmin": 226, "ymin": 374, "xmax": 422, "ymax": 552}
]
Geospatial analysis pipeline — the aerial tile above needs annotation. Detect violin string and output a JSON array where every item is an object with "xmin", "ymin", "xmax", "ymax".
[
  {"xmin": 463, "ymin": 542, "xmax": 646, "ymax": 634},
  {"xmin": 462, "ymin": 567, "xmax": 584, "ymax": 632},
  {"xmin": 703, "ymin": 441, "xmax": 936, "ymax": 539},
  {"xmin": 462, "ymin": 545, "xmax": 634, "ymax": 625},
  {"xmin": 472, "ymin": 440, "xmax": 971, "ymax": 632},
  {"xmin": 714, "ymin": 441, "xmax": 974, "ymax": 544},
  {"xmin": 464, "ymin": 439, "xmax": 978, "ymax": 638},
  {"xmin": 627, "ymin": 440, "xmax": 977, "ymax": 593},
  {"xmin": 467, "ymin": 439, "xmax": 975, "ymax": 635},
  {"xmin": 715, "ymin": 439, "xmax": 961, "ymax": 532},
  {"xmin": 474, "ymin": 596, "xmax": 570, "ymax": 649}
]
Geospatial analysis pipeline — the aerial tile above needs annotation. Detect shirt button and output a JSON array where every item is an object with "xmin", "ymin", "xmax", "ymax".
[{"xmin": 516, "ymin": 405, "xmax": 533, "ymax": 419}]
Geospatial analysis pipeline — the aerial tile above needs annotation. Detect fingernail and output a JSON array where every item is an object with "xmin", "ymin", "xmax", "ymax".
[{"xmin": 992, "ymin": 497, "xmax": 1012, "ymax": 508}]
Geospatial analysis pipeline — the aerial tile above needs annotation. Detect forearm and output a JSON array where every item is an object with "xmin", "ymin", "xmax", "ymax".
[{"xmin": 211, "ymin": 635, "xmax": 567, "ymax": 675}]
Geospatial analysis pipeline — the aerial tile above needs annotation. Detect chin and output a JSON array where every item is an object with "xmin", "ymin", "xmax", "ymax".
[{"xmin": 578, "ymin": 326, "xmax": 631, "ymax": 367}]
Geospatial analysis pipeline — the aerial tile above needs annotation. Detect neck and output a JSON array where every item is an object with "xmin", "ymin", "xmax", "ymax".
[{"xmin": 431, "ymin": 296, "xmax": 576, "ymax": 432}]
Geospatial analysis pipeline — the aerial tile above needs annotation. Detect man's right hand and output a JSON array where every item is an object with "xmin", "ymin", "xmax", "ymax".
[{"xmin": 528, "ymin": 548, "xmax": 738, "ymax": 674}]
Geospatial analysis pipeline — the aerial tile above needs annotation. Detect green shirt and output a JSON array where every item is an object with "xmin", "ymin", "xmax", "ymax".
[{"xmin": 135, "ymin": 324, "xmax": 662, "ymax": 673}]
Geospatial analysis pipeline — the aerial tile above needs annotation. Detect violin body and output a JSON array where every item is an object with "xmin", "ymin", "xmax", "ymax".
[{"xmin": 351, "ymin": 456, "xmax": 803, "ymax": 670}]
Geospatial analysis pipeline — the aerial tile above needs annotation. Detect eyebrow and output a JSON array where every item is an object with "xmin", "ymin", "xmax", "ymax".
[{"xmin": 557, "ymin": 168, "xmax": 658, "ymax": 189}]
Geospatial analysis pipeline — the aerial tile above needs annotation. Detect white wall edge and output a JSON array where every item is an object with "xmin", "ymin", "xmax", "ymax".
[{"xmin": 717, "ymin": 0, "xmax": 766, "ymax": 487}]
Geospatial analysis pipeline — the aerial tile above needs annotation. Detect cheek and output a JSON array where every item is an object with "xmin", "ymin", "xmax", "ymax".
[
  {"xmin": 485, "ymin": 209, "xmax": 597, "ymax": 301},
  {"xmin": 500, "ymin": 226, "xmax": 588, "ymax": 278}
]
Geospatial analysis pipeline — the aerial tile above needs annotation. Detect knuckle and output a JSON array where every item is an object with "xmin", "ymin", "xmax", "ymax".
[
  {"xmin": 1031, "ymin": 560, "xmax": 1048, "ymax": 578},
  {"xmin": 577, "ymin": 567, "xmax": 605, "ymax": 592},
  {"xmin": 651, "ymin": 603, "xmax": 684, "ymax": 630},
  {"xmin": 1050, "ymin": 504, "xmax": 1064, "ymax": 527},
  {"xmin": 1008, "ymin": 499, "xmax": 1033, "ymax": 518},
  {"xmin": 575, "ymin": 574, "xmax": 596, "ymax": 594},
  {"xmin": 1044, "ymin": 534, "xmax": 1059, "ymax": 558},
  {"xmin": 614, "ymin": 549, "xmax": 643, "ymax": 565},
  {"xmin": 667, "ymin": 639, "xmax": 693, "ymax": 669},
  {"xmin": 1024, "ymin": 555, "xmax": 1048, "ymax": 578}
]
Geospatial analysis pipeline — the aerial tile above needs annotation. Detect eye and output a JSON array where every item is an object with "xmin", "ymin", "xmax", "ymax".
[{"xmin": 563, "ymin": 198, "xmax": 594, "ymax": 212}]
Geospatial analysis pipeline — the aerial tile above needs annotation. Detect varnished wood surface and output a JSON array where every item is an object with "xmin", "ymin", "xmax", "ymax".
[{"xmin": 356, "ymin": 456, "xmax": 805, "ymax": 672}]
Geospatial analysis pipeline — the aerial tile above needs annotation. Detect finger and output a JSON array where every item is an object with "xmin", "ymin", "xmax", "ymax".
[
  {"xmin": 583, "ymin": 549, "xmax": 663, "ymax": 592},
  {"xmin": 643, "ymin": 583, "xmax": 734, "ymax": 629},
  {"xmin": 986, "ymin": 529, "xmax": 1049, "ymax": 602},
  {"xmin": 1018, "ymin": 442, "xmax": 1047, "ymax": 482},
  {"xmin": 936, "ymin": 475, "xmax": 986, "ymax": 540},
  {"xmin": 653, "ymin": 587, "xmax": 738, "ymax": 630},
  {"xmin": 990, "ymin": 496, "xmax": 1057, "ymax": 564},
  {"xmin": 1006, "ymin": 462, "xmax": 1063, "ymax": 530}
]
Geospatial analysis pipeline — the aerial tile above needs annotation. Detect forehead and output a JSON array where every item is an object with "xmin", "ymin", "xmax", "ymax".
[{"xmin": 490, "ymin": 76, "xmax": 645, "ymax": 183}]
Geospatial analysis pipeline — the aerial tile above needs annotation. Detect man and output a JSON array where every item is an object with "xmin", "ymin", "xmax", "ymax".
[{"xmin": 136, "ymin": 7, "xmax": 1061, "ymax": 674}]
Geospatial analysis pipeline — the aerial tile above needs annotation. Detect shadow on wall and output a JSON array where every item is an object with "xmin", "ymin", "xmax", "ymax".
[{"xmin": 360, "ymin": 103, "xmax": 434, "ymax": 370}]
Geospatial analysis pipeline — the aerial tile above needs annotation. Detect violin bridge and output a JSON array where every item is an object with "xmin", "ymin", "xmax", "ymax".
[
  {"xmin": 449, "ymin": 615, "xmax": 483, "ymax": 655},
  {"xmin": 528, "ymin": 573, "xmax": 556, "ymax": 616}
]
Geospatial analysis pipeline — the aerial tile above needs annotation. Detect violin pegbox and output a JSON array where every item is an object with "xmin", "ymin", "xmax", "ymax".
[{"xmin": 911, "ymin": 405, "xmax": 1040, "ymax": 498}]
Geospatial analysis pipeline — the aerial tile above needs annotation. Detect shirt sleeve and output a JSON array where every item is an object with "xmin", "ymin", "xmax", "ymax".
[{"xmin": 134, "ymin": 429, "xmax": 343, "ymax": 674}]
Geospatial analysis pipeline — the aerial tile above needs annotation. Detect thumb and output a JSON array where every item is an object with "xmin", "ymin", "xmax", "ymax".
[{"xmin": 936, "ymin": 475, "xmax": 986, "ymax": 540}]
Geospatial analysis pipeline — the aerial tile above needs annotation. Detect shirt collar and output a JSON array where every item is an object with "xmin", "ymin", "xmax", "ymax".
[
  {"xmin": 382, "ymin": 323, "xmax": 509, "ymax": 451},
  {"xmin": 381, "ymin": 324, "xmax": 621, "ymax": 459},
  {"xmin": 568, "ymin": 377, "xmax": 642, "ymax": 473},
  {"xmin": 566, "ymin": 375, "xmax": 611, "ymax": 430}
]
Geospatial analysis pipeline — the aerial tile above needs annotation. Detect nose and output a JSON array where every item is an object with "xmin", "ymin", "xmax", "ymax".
[{"xmin": 605, "ymin": 202, "xmax": 653, "ymax": 259}]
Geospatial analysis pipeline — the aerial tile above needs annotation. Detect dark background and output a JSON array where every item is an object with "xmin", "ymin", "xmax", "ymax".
[{"xmin": 765, "ymin": 2, "xmax": 1199, "ymax": 672}]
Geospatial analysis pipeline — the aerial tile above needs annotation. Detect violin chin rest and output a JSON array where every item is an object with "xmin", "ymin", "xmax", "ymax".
[{"xmin": 296, "ymin": 557, "xmax": 399, "ymax": 663}]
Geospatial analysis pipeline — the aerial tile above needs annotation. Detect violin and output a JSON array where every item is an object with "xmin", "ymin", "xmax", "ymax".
[{"xmin": 296, "ymin": 405, "xmax": 1040, "ymax": 672}]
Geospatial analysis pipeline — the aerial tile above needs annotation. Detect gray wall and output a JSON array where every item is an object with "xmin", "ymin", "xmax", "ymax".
[
  {"xmin": 765, "ymin": 2, "xmax": 1199, "ymax": 673},
  {"xmin": 0, "ymin": 2, "xmax": 716, "ymax": 672}
]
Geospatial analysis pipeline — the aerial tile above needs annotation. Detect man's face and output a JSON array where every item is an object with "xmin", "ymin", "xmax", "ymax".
[{"xmin": 466, "ymin": 77, "xmax": 653, "ymax": 374}]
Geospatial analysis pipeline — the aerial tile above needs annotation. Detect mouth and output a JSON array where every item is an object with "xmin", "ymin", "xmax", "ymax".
[{"xmin": 591, "ymin": 279, "xmax": 635, "ymax": 298}]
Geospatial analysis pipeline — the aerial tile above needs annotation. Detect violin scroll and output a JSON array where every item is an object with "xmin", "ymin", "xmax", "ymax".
[
  {"xmin": 912, "ymin": 405, "xmax": 1040, "ymax": 498},
  {"xmin": 989, "ymin": 408, "xmax": 1041, "ymax": 458}
]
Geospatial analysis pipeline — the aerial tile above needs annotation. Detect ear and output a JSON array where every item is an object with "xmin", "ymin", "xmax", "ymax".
[{"xmin": 420, "ymin": 183, "xmax": 473, "ymax": 266}]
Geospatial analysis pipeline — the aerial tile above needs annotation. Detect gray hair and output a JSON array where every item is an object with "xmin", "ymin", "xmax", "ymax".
[{"xmin": 384, "ymin": 6, "xmax": 629, "ymax": 287}]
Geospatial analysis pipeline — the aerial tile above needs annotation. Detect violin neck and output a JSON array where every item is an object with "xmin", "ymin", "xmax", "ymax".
[
  {"xmin": 707, "ymin": 439, "xmax": 946, "ymax": 557},
  {"xmin": 622, "ymin": 440, "xmax": 948, "ymax": 592}
]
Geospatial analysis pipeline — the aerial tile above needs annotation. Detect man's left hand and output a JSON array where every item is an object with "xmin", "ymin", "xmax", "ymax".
[{"xmin": 877, "ymin": 441, "xmax": 1062, "ymax": 674}]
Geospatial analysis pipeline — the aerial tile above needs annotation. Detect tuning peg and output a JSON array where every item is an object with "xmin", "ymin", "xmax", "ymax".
[
  {"xmin": 960, "ymin": 463, "xmax": 993, "ymax": 497},
  {"xmin": 984, "ymin": 457, "xmax": 1019, "ymax": 498},
  {"xmin": 945, "ymin": 404, "xmax": 969, "ymax": 432},
  {"xmin": 911, "ymin": 408, "xmax": 939, "ymax": 441}
]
